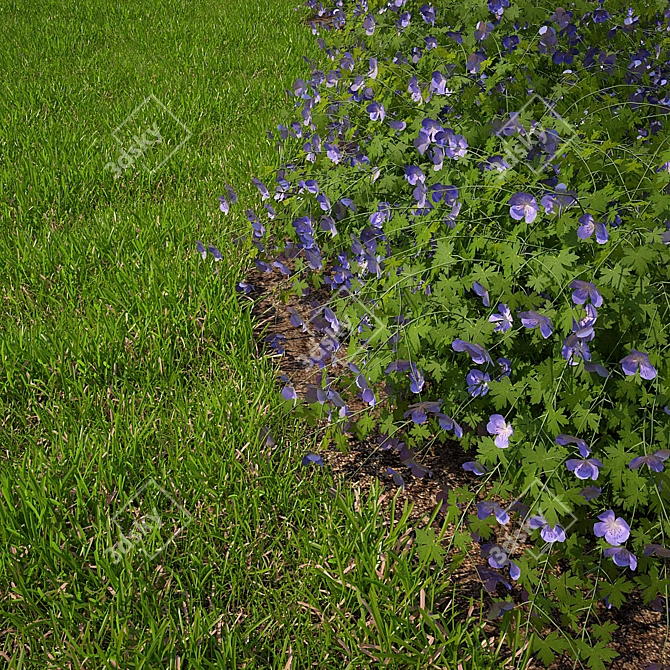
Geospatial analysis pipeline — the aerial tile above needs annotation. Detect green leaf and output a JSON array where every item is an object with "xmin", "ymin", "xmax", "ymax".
[
  {"xmin": 596, "ymin": 578, "xmax": 634, "ymax": 610},
  {"xmin": 415, "ymin": 528, "xmax": 445, "ymax": 566},
  {"xmin": 533, "ymin": 631, "xmax": 571, "ymax": 666}
]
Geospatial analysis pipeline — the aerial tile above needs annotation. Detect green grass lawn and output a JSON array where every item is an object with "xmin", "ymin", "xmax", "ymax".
[{"xmin": 0, "ymin": 1, "xmax": 523, "ymax": 667}]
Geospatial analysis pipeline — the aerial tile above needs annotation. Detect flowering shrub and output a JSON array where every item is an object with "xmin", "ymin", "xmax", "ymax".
[{"xmin": 208, "ymin": 0, "xmax": 670, "ymax": 665}]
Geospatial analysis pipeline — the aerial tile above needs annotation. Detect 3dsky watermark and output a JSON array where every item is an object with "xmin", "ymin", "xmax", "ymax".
[
  {"xmin": 494, "ymin": 94, "xmax": 578, "ymax": 176},
  {"xmin": 105, "ymin": 94, "xmax": 191, "ymax": 178},
  {"xmin": 104, "ymin": 478, "xmax": 192, "ymax": 563},
  {"xmin": 489, "ymin": 477, "xmax": 578, "ymax": 569}
]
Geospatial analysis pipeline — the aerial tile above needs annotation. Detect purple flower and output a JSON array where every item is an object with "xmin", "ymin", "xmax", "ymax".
[
  {"xmin": 196, "ymin": 241, "xmax": 207, "ymax": 259},
  {"xmin": 452, "ymin": 339, "xmax": 492, "ymax": 364},
  {"xmin": 579, "ymin": 486, "xmax": 602, "ymax": 501},
  {"xmin": 572, "ymin": 304, "xmax": 598, "ymax": 340},
  {"xmin": 444, "ymin": 200, "xmax": 462, "ymax": 228},
  {"xmin": 428, "ymin": 146, "xmax": 444, "ymax": 171},
  {"xmin": 379, "ymin": 435, "xmax": 405, "ymax": 452},
  {"xmin": 236, "ymin": 281, "xmax": 253, "ymax": 294},
  {"xmin": 218, "ymin": 196, "xmax": 230, "ymax": 214},
  {"xmin": 414, "ymin": 131, "xmax": 431, "ymax": 156},
  {"xmin": 370, "ymin": 202, "xmax": 392, "ymax": 228},
  {"xmin": 477, "ymin": 565, "xmax": 511, "ymax": 593},
  {"xmin": 437, "ymin": 414, "xmax": 463, "ymax": 438},
  {"xmin": 494, "ymin": 112, "xmax": 522, "ymax": 137},
  {"xmin": 629, "ymin": 450, "xmax": 670, "ymax": 472},
  {"xmin": 509, "ymin": 193, "xmax": 539, "ymax": 223},
  {"xmin": 442, "ymin": 129, "xmax": 468, "ymax": 158},
  {"xmin": 251, "ymin": 177, "xmax": 270, "ymax": 201},
  {"xmin": 594, "ymin": 510, "xmax": 630, "ymax": 545},
  {"xmin": 316, "ymin": 193, "xmax": 330, "ymax": 212},
  {"xmin": 287, "ymin": 308, "xmax": 305, "ymax": 331},
  {"xmin": 620, "ymin": 349, "xmax": 657, "ymax": 380},
  {"xmin": 302, "ymin": 452, "xmax": 324, "ymax": 467},
  {"xmin": 404, "ymin": 401, "xmax": 441, "ymax": 425},
  {"xmin": 541, "ymin": 194, "xmax": 557, "ymax": 213},
  {"xmin": 300, "ymin": 179, "xmax": 319, "ymax": 195},
  {"xmin": 578, "ymin": 213, "xmax": 609, "ymax": 244},
  {"xmin": 466, "ymin": 51, "xmax": 485, "ymax": 74},
  {"xmin": 556, "ymin": 434, "xmax": 590, "ymax": 457},
  {"xmin": 356, "ymin": 374, "xmax": 376, "ymax": 407},
  {"xmin": 404, "ymin": 406, "xmax": 426, "ymax": 425},
  {"xmin": 430, "ymin": 71, "xmax": 449, "ymax": 95},
  {"xmin": 430, "ymin": 183, "xmax": 458, "ymax": 205},
  {"xmin": 562, "ymin": 334, "xmax": 592, "ymax": 365},
  {"xmin": 474, "ymin": 20, "xmax": 495, "ymax": 42},
  {"xmin": 497, "ymin": 357, "xmax": 512, "ymax": 377},
  {"xmin": 396, "ymin": 11, "xmax": 411, "ymax": 30},
  {"xmin": 529, "ymin": 516, "xmax": 566, "ymax": 543},
  {"xmin": 408, "ymin": 363, "xmax": 425, "ymax": 394},
  {"xmin": 325, "ymin": 142, "xmax": 342, "ymax": 164},
  {"xmin": 320, "ymin": 216, "xmax": 337, "ymax": 237},
  {"xmin": 488, "ymin": 0, "xmax": 510, "ymax": 16},
  {"xmin": 325, "ymin": 70, "xmax": 340, "ymax": 88},
  {"xmin": 566, "ymin": 457, "xmax": 603, "ymax": 480},
  {"xmin": 282, "ymin": 386, "xmax": 297, "ymax": 401},
  {"xmin": 208, "ymin": 244, "xmax": 223, "ymax": 261},
  {"xmin": 367, "ymin": 102, "xmax": 385, "ymax": 122},
  {"xmin": 272, "ymin": 260, "xmax": 290, "ymax": 276},
  {"xmin": 349, "ymin": 76, "xmax": 364, "ymax": 94},
  {"xmin": 472, "ymin": 282, "xmax": 490, "ymax": 307},
  {"xmin": 584, "ymin": 362, "xmax": 610, "ymax": 377},
  {"xmin": 467, "ymin": 369, "xmax": 490, "ymax": 397},
  {"xmin": 363, "ymin": 14, "xmax": 375, "ymax": 35},
  {"xmin": 340, "ymin": 52, "xmax": 354, "ymax": 71},
  {"xmin": 644, "ymin": 544, "xmax": 670, "ymax": 558},
  {"xmin": 389, "ymin": 119, "xmax": 407, "ymax": 132},
  {"xmin": 538, "ymin": 25, "xmax": 558, "ymax": 53},
  {"xmin": 569, "ymin": 280, "xmax": 603, "ymax": 307},
  {"xmin": 420, "ymin": 4, "xmax": 435, "ymax": 25},
  {"xmin": 518, "ymin": 311, "xmax": 553, "ymax": 338},
  {"xmin": 483, "ymin": 544, "xmax": 517, "ymax": 574},
  {"xmin": 412, "ymin": 183, "xmax": 429, "ymax": 208},
  {"xmin": 255, "ymin": 259, "xmax": 272, "ymax": 273},
  {"xmin": 604, "ymin": 547, "xmax": 637, "ymax": 570},
  {"xmin": 463, "ymin": 461, "xmax": 486, "ymax": 475},
  {"xmin": 502, "ymin": 35, "xmax": 519, "ymax": 52},
  {"xmin": 593, "ymin": 7, "xmax": 610, "ymax": 23},
  {"xmin": 386, "ymin": 359, "xmax": 410, "ymax": 375},
  {"xmin": 477, "ymin": 501, "xmax": 510, "ymax": 525},
  {"xmin": 408, "ymin": 77, "xmax": 423, "ymax": 104},
  {"xmin": 487, "ymin": 414, "xmax": 513, "ymax": 448},
  {"xmin": 405, "ymin": 165, "xmax": 425, "ymax": 185},
  {"xmin": 225, "ymin": 184, "xmax": 238, "ymax": 204},
  {"xmin": 541, "ymin": 523, "xmax": 566, "ymax": 543},
  {"xmin": 404, "ymin": 459, "xmax": 432, "ymax": 479},
  {"xmin": 387, "ymin": 467, "xmax": 405, "ymax": 491},
  {"xmin": 488, "ymin": 600, "xmax": 514, "ymax": 618},
  {"xmin": 489, "ymin": 304, "xmax": 513, "ymax": 333}
]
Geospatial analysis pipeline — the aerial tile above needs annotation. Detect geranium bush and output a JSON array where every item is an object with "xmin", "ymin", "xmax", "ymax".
[{"xmin": 207, "ymin": 0, "xmax": 670, "ymax": 666}]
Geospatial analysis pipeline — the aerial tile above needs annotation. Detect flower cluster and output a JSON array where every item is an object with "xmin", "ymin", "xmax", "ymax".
[{"xmin": 205, "ymin": 0, "xmax": 670, "ymax": 664}]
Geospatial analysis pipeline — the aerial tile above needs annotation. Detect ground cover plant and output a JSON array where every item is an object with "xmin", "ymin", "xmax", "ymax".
[
  {"xmin": 0, "ymin": 0, "xmax": 519, "ymax": 667},
  {"xmin": 227, "ymin": 0, "xmax": 670, "ymax": 666}
]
